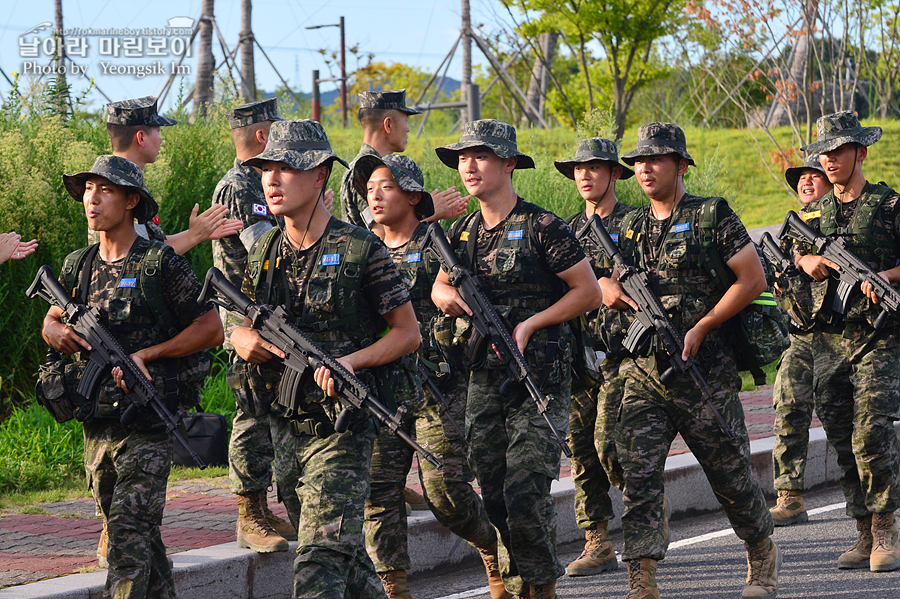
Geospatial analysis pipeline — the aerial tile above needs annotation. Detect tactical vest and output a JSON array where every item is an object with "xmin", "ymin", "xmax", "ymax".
[
  {"xmin": 397, "ymin": 222, "xmax": 442, "ymax": 333},
  {"xmin": 61, "ymin": 238, "xmax": 210, "ymax": 413}
]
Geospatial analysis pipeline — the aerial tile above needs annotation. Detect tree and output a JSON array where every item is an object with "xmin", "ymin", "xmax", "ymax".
[
  {"xmin": 239, "ymin": 0, "xmax": 256, "ymax": 102},
  {"xmin": 505, "ymin": 0, "xmax": 686, "ymax": 138},
  {"xmin": 193, "ymin": 0, "xmax": 215, "ymax": 118}
]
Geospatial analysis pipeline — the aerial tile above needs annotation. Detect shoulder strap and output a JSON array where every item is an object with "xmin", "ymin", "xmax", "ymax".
[
  {"xmin": 697, "ymin": 197, "xmax": 735, "ymax": 291},
  {"xmin": 247, "ymin": 227, "xmax": 282, "ymax": 305},
  {"xmin": 462, "ymin": 211, "xmax": 482, "ymax": 269},
  {"xmin": 140, "ymin": 241, "xmax": 179, "ymax": 338},
  {"xmin": 61, "ymin": 244, "xmax": 99, "ymax": 303}
]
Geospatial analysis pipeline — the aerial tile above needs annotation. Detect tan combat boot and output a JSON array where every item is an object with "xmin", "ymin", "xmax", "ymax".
[
  {"xmin": 379, "ymin": 570, "xmax": 413, "ymax": 599},
  {"xmin": 870, "ymin": 511, "xmax": 900, "ymax": 572},
  {"xmin": 97, "ymin": 520, "xmax": 109, "ymax": 568},
  {"xmin": 742, "ymin": 537, "xmax": 780, "ymax": 599},
  {"xmin": 403, "ymin": 487, "xmax": 429, "ymax": 511},
  {"xmin": 529, "ymin": 581, "xmax": 557, "ymax": 599},
  {"xmin": 258, "ymin": 490, "xmax": 297, "ymax": 541},
  {"xmin": 478, "ymin": 543, "xmax": 512, "ymax": 599},
  {"xmin": 623, "ymin": 558, "xmax": 659, "ymax": 599},
  {"xmin": 236, "ymin": 493, "xmax": 289, "ymax": 553},
  {"xmin": 566, "ymin": 521, "xmax": 618, "ymax": 576},
  {"xmin": 769, "ymin": 490, "xmax": 808, "ymax": 527},
  {"xmin": 838, "ymin": 515, "xmax": 873, "ymax": 569}
]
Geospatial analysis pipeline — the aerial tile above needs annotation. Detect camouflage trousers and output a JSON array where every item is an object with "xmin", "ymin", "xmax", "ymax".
[
  {"xmin": 83, "ymin": 420, "xmax": 175, "ymax": 599},
  {"xmin": 366, "ymin": 371, "xmax": 497, "ymax": 572},
  {"xmin": 270, "ymin": 414, "xmax": 386, "ymax": 599},
  {"xmin": 229, "ymin": 405, "xmax": 275, "ymax": 495},
  {"xmin": 466, "ymin": 367, "xmax": 570, "ymax": 595},
  {"xmin": 617, "ymin": 348, "xmax": 773, "ymax": 561},
  {"xmin": 568, "ymin": 358, "xmax": 626, "ymax": 530},
  {"xmin": 813, "ymin": 326, "xmax": 900, "ymax": 518},
  {"xmin": 772, "ymin": 330, "xmax": 815, "ymax": 491}
]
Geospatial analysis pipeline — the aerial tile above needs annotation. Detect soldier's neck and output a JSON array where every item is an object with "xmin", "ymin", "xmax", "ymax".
[
  {"xmin": 586, "ymin": 193, "xmax": 618, "ymax": 220},
  {"xmin": 283, "ymin": 200, "xmax": 330, "ymax": 251},
  {"xmin": 362, "ymin": 131, "xmax": 394, "ymax": 157},
  {"xmin": 113, "ymin": 149, "xmax": 147, "ymax": 171},
  {"xmin": 477, "ymin": 185, "xmax": 518, "ymax": 229},
  {"xmin": 833, "ymin": 170, "xmax": 868, "ymax": 203},
  {"xmin": 647, "ymin": 181, "xmax": 686, "ymax": 220},
  {"xmin": 381, "ymin": 214, "xmax": 420, "ymax": 249},
  {"xmin": 98, "ymin": 225, "xmax": 139, "ymax": 263}
]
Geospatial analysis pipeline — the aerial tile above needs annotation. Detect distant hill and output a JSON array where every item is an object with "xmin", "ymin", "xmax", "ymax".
[{"xmin": 262, "ymin": 77, "xmax": 461, "ymax": 108}]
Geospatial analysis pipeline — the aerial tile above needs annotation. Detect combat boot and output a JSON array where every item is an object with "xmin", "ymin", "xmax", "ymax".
[
  {"xmin": 742, "ymin": 537, "xmax": 780, "ymax": 599},
  {"xmin": 258, "ymin": 490, "xmax": 297, "ymax": 541},
  {"xmin": 870, "ymin": 511, "xmax": 900, "ymax": 572},
  {"xmin": 769, "ymin": 490, "xmax": 808, "ymax": 526},
  {"xmin": 838, "ymin": 515, "xmax": 873, "ymax": 569},
  {"xmin": 236, "ymin": 493, "xmax": 289, "ymax": 553},
  {"xmin": 529, "ymin": 581, "xmax": 557, "ymax": 599},
  {"xmin": 623, "ymin": 558, "xmax": 659, "ymax": 599},
  {"xmin": 566, "ymin": 521, "xmax": 617, "ymax": 576},
  {"xmin": 478, "ymin": 543, "xmax": 512, "ymax": 599},
  {"xmin": 379, "ymin": 570, "xmax": 413, "ymax": 599},
  {"xmin": 97, "ymin": 520, "xmax": 108, "ymax": 568},
  {"xmin": 403, "ymin": 486, "xmax": 429, "ymax": 511}
]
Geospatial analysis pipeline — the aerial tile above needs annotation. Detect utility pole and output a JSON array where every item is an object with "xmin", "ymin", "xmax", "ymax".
[
  {"xmin": 312, "ymin": 70, "xmax": 321, "ymax": 122},
  {"xmin": 306, "ymin": 17, "xmax": 347, "ymax": 126},
  {"xmin": 461, "ymin": 0, "xmax": 472, "ymax": 127},
  {"xmin": 239, "ymin": 0, "xmax": 256, "ymax": 101},
  {"xmin": 54, "ymin": 0, "xmax": 69, "ymax": 116},
  {"xmin": 193, "ymin": 0, "xmax": 215, "ymax": 118}
]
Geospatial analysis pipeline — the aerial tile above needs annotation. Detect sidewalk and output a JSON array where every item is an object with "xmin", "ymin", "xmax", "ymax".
[{"xmin": 0, "ymin": 384, "xmax": 841, "ymax": 597}]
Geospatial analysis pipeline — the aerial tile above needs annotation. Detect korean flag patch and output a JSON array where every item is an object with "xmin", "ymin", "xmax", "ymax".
[{"xmin": 252, "ymin": 203, "xmax": 268, "ymax": 217}]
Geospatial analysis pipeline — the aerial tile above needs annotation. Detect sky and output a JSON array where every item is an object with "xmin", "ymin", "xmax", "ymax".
[{"xmin": 0, "ymin": 0, "xmax": 517, "ymax": 113}]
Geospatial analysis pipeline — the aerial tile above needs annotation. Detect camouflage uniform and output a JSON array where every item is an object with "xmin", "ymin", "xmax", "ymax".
[
  {"xmin": 241, "ymin": 120, "xmax": 401, "ymax": 599},
  {"xmin": 339, "ymin": 90, "xmax": 421, "ymax": 228},
  {"xmin": 212, "ymin": 99, "xmax": 281, "ymax": 497},
  {"xmin": 350, "ymin": 154, "xmax": 496, "ymax": 573},
  {"xmin": 61, "ymin": 155, "xmax": 214, "ymax": 599}
]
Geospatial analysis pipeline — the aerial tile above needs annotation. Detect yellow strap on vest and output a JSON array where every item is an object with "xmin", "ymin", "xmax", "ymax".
[{"xmin": 801, "ymin": 210, "xmax": 821, "ymax": 221}]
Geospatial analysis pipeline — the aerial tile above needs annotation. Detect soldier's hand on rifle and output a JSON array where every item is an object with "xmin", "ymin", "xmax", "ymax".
[
  {"xmin": 432, "ymin": 273, "xmax": 473, "ymax": 317},
  {"xmin": 42, "ymin": 307, "xmax": 92, "ymax": 355},
  {"xmin": 111, "ymin": 352, "xmax": 152, "ymax": 393},
  {"xmin": 861, "ymin": 272, "xmax": 892, "ymax": 304},
  {"xmin": 683, "ymin": 319, "xmax": 714, "ymax": 360},
  {"xmin": 797, "ymin": 254, "xmax": 839, "ymax": 282},
  {"xmin": 313, "ymin": 358, "xmax": 354, "ymax": 398},
  {"xmin": 600, "ymin": 276, "xmax": 638, "ymax": 311},
  {"xmin": 512, "ymin": 318, "xmax": 537, "ymax": 354},
  {"xmin": 231, "ymin": 325, "xmax": 286, "ymax": 363}
]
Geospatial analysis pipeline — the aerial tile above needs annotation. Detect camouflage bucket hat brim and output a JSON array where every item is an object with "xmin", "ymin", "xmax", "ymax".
[
  {"xmin": 242, "ymin": 119, "xmax": 349, "ymax": 172},
  {"xmin": 352, "ymin": 154, "xmax": 434, "ymax": 220},
  {"xmin": 63, "ymin": 155, "xmax": 158, "ymax": 223},
  {"xmin": 621, "ymin": 122, "xmax": 695, "ymax": 166},
  {"xmin": 554, "ymin": 138, "xmax": 635, "ymax": 180},
  {"xmin": 801, "ymin": 111, "xmax": 882, "ymax": 155},
  {"xmin": 785, "ymin": 154, "xmax": 827, "ymax": 192},
  {"xmin": 435, "ymin": 119, "xmax": 535, "ymax": 170}
]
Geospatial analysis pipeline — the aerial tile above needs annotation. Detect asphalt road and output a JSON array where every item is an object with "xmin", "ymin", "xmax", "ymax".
[{"xmin": 408, "ymin": 485, "xmax": 900, "ymax": 599}]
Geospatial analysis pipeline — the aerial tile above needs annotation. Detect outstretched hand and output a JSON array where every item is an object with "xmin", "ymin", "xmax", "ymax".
[{"xmin": 0, "ymin": 232, "xmax": 38, "ymax": 264}]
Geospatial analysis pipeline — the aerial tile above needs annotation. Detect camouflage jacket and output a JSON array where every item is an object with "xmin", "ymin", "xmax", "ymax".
[{"xmin": 340, "ymin": 143, "xmax": 380, "ymax": 228}]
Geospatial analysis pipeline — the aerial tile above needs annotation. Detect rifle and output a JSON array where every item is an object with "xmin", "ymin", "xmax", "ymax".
[
  {"xmin": 416, "ymin": 361, "xmax": 467, "ymax": 444},
  {"xmin": 26, "ymin": 265, "xmax": 206, "ymax": 468},
  {"xmin": 577, "ymin": 215, "xmax": 736, "ymax": 440},
  {"xmin": 424, "ymin": 223, "xmax": 573, "ymax": 457},
  {"xmin": 778, "ymin": 210, "xmax": 900, "ymax": 329},
  {"xmin": 198, "ymin": 267, "xmax": 442, "ymax": 468},
  {"xmin": 759, "ymin": 232, "xmax": 799, "ymax": 278}
]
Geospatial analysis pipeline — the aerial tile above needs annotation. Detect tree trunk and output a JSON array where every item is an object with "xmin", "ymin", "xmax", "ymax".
[
  {"xmin": 193, "ymin": 0, "xmax": 215, "ymax": 119},
  {"xmin": 522, "ymin": 32, "xmax": 558, "ymax": 126},
  {"xmin": 54, "ymin": 0, "xmax": 69, "ymax": 116},
  {"xmin": 239, "ymin": 0, "xmax": 255, "ymax": 102},
  {"xmin": 461, "ymin": 0, "xmax": 472, "ymax": 126}
]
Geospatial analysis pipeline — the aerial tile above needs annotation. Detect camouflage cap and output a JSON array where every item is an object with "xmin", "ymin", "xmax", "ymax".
[
  {"xmin": 106, "ymin": 96, "xmax": 177, "ymax": 127},
  {"xmin": 621, "ymin": 122, "xmax": 695, "ymax": 166},
  {"xmin": 434, "ymin": 119, "xmax": 535, "ymax": 170},
  {"xmin": 242, "ymin": 119, "xmax": 349, "ymax": 172},
  {"xmin": 63, "ymin": 155, "xmax": 158, "ymax": 224},
  {"xmin": 358, "ymin": 89, "xmax": 422, "ymax": 115},
  {"xmin": 352, "ymin": 153, "xmax": 434, "ymax": 220},
  {"xmin": 554, "ymin": 137, "xmax": 634, "ymax": 180},
  {"xmin": 801, "ymin": 111, "xmax": 882, "ymax": 155},
  {"xmin": 226, "ymin": 98, "xmax": 282, "ymax": 129},
  {"xmin": 784, "ymin": 153, "xmax": 827, "ymax": 192}
]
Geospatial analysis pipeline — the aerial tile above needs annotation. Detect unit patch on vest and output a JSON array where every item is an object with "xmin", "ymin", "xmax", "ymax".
[
  {"xmin": 252, "ymin": 203, "xmax": 268, "ymax": 216},
  {"xmin": 610, "ymin": 233, "xmax": 619, "ymax": 243},
  {"xmin": 460, "ymin": 231, "xmax": 470, "ymax": 242},
  {"xmin": 801, "ymin": 210, "xmax": 821, "ymax": 221},
  {"xmin": 508, "ymin": 230, "xmax": 524, "ymax": 240},
  {"xmin": 406, "ymin": 253, "xmax": 421, "ymax": 263},
  {"xmin": 671, "ymin": 222, "xmax": 690, "ymax": 234},
  {"xmin": 322, "ymin": 254, "xmax": 340, "ymax": 266},
  {"xmin": 119, "ymin": 278, "xmax": 137, "ymax": 288}
]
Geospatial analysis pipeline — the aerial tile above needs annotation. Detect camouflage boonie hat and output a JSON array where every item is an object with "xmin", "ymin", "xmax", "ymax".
[
  {"xmin": 226, "ymin": 98, "xmax": 282, "ymax": 129},
  {"xmin": 785, "ymin": 154, "xmax": 827, "ymax": 192},
  {"xmin": 554, "ymin": 137, "xmax": 634, "ymax": 180},
  {"xmin": 621, "ymin": 122, "xmax": 695, "ymax": 166},
  {"xmin": 358, "ymin": 89, "xmax": 422, "ymax": 115},
  {"xmin": 106, "ymin": 96, "xmax": 177, "ymax": 126},
  {"xmin": 434, "ymin": 119, "xmax": 535, "ymax": 170},
  {"xmin": 63, "ymin": 155, "xmax": 158, "ymax": 224},
  {"xmin": 242, "ymin": 119, "xmax": 349, "ymax": 172},
  {"xmin": 351, "ymin": 153, "xmax": 434, "ymax": 220},
  {"xmin": 801, "ymin": 111, "xmax": 882, "ymax": 154}
]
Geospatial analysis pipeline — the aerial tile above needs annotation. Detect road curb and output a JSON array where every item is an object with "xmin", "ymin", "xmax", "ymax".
[{"xmin": 5, "ymin": 423, "xmax": 898, "ymax": 598}]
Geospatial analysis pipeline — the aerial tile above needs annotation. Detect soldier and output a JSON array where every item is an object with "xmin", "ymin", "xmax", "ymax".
[
  {"xmin": 432, "ymin": 119, "xmax": 602, "ymax": 599},
  {"xmin": 553, "ymin": 138, "xmax": 635, "ymax": 576},
  {"xmin": 211, "ymin": 99, "xmax": 297, "ymax": 553},
  {"xmin": 102, "ymin": 95, "xmax": 242, "ymax": 253},
  {"xmin": 606, "ymin": 123, "xmax": 778, "ymax": 599},
  {"xmin": 0, "ymin": 231, "xmax": 37, "ymax": 264},
  {"xmin": 230, "ymin": 119, "xmax": 421, "ymax": 599},
  {"xmin": 339, "ymin": 89, "xmax": 466, "ymax": 230},
  {"xmin": 769, "ymin": 154, "xmax": 830, "ymax": 527},
  {"xmin": 41, "ymin": 155, "xmax": 223, "ymax": 598},
  {"xmin": 794, "ymin": 111, "xmax": 900, "ymax": 572},
  {"xmin": 351, "ymin": 153, "xmax": 507, "ymax": 599}
]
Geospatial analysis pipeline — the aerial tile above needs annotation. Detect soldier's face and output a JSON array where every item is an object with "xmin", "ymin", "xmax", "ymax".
[
  {"xmin": 574, "ymin": 161, "xmax": 620, "ymax": 204},
  {"xmin": 260, "ymin": 161, "xmax": 325, "ymax": 218},
  {"xmin": 366, "ymin": 166, "xmax": 419, "ymax": 227},
  {"xmin": 796, "ymin": 170, "xmax": 830, "ymax": 206},
  {"xmin": 387, "ymin": 111, "xmax": 410, "ymax": 153},
  {"xmin": 138, "ymin": 127, "xmax": 163, "ymax": 164},
  {"xmin": 634, "ymin": 154, "xmax": 683, "ymax": 201},
  {"xmin": 82, "ymin": 176, "xmax": 140, "ymax": 232},
  {"xmin": 457, "ymin": 148, "xmax": 515, "ymax": 199},
  {"xmin": 819, "ymin": 143, "xmax": 866, "ymax": 186}
]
